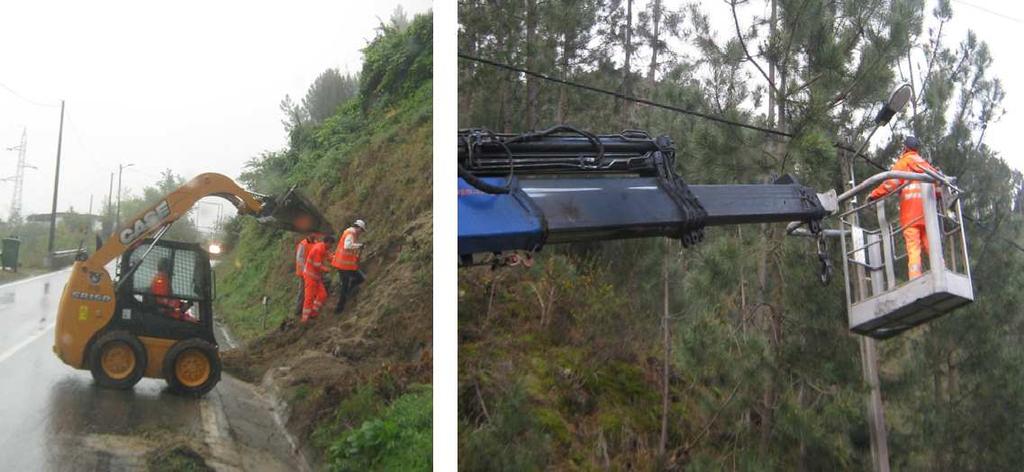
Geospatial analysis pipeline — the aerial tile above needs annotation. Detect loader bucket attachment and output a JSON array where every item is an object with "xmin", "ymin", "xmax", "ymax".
[{"xmin": 257, "ymin": 187, "xmax": 334, "ymax": 234}]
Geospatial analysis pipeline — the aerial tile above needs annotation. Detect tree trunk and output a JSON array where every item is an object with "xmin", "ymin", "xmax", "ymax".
[
  {"xmin": 768, "ymin": 0, "xmax": 776, "ymax": 125},
  {"xmin": 797, "ymin": 381, "xmax": 807, "ymax": 472},
  {"xmin": 459, "ymin": 33, "xmax": 478, "ymax": 125},
  {"xmin": 620, "ymin": 0, "xmax": 635, "ymax": 126},
  {"xmin": 557, "ymin": 30, "xmax": 575, "ymax": 123},
  {"xmin": 757, "ymin": 223, "xmax": 773, "ymax": 453},
  {"xmin": 933, "ymin": 369, "xmax": 944, "ymax": 470},
  {"xmin": 647, "ymin": 0, "xmax": 662, "ymax": 86},
  {"xmin": 659, "ymin": 237, "xmax": 671, "ymax": 460},
  {"xmin": 525, "ymin": 0, "xmax": 539, "ymax": 130}
]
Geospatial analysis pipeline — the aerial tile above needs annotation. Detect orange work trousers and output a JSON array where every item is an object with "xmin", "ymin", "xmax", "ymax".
[
  {"xmin": 301, "ymin": 275, "xmax": 327, "ymax": 322},
  {"xmin": 904, "ymin": 224, "xmax": 930, "ymax": 279}
]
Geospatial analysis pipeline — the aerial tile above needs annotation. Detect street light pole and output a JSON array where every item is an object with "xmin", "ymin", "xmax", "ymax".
[
  {"xmin": 115, "ymin": 163, "xmax": 134, "ymax": 227},
  {"xmin": 107, "ymin": 172, "xmax": 114, "ymax": 235},
  {"xmin": 46, "ymin": 100, "xmax": 65, "ymax": 256},
  {"xmin": 845, "ymin": 83, "xmax": 912, "ymax": 472}
]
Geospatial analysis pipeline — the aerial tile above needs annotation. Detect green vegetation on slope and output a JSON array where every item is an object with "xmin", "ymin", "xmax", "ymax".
[
  {"xmin": 214, "ymin": 10, "xmax": 431, "ymax": 470},
  {"xmin": 314, "ymin": 384, "xmax": 432, "ymax": 471}
]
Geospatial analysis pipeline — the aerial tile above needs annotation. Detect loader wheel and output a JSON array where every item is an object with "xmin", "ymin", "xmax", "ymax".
[
  {"xmin": 88, "ymin": 331, "xmax": 147, "ymax": 389},
  {"xmin": 163, "ymin": 339, "xmax": 221, "ymax": 397}
]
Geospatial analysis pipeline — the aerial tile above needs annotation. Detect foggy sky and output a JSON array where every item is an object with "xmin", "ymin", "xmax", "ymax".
[{"xmin": 0, "ymin": 0, "xmax": 431, "ymax": 228}]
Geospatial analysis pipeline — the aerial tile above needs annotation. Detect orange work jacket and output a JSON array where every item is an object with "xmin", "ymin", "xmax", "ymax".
[
  {"xmin": 151, "ymin": 271, "xmax": 183, "ymax": 316},
  {"xmin": 869, "ymin": 149, "xmax": 940, "ymax": 227},
  {"xmin": 303, "ymin": 241, "xmax": 329, "ymax": 279},
  {"xmin": 331, "ymin": 228, "xmax": 360, "ymax": 271}
]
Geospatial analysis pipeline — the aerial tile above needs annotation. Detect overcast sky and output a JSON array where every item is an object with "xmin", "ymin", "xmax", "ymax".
[{"xmin": 0, "ymin": 0, "xmax": 431, "ymax": 228}]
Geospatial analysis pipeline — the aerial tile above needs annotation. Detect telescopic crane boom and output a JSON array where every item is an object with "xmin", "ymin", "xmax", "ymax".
[{"xmin": 458, "ymin": 127, "xmax": 834, "ymax": 264}]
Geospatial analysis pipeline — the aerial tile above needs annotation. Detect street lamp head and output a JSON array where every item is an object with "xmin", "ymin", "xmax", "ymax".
[{"xmin": 873, "ymin": 83, "xmax": 914, "ymax": 125}]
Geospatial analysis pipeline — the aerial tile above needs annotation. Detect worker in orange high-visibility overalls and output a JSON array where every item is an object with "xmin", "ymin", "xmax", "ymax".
[
  {"xmin": 331, "ymin": 219, "xmax": 367, "ymax": 314},
  {"xmin": 867, "ymin": 136, "xmax": 941, "ymax": 279},
  {"xmin": 301, "ymin": 235, "xmax": 336, "ymax": 324},
  {"xmin": 151, "ymin": 257, "xmax": 195, "ymax": 322},
  {"xmin": 294, "ymin": 233, "xmax": 318, "ymax": 318}
]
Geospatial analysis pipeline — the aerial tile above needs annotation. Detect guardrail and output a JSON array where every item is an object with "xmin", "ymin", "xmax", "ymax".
[{"xmin": 45, "ymin": 249, "xmax": 87, "ymax": 270}]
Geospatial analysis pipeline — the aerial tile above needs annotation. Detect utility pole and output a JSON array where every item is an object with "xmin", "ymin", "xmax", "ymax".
[
  {"xmin": 47, "ymin": 100, "xmax": 65, "ymax": 255},
  {"xmin": 115, "ymin": 163, "xmax": 133, "ymax": 227},
  {"xmin": 841, "ymin": 146, "xmax": 890, "ymax": 472},
  {"xmin": 107, "ymin": 172, "xmax": 114, "ymax": 233}
]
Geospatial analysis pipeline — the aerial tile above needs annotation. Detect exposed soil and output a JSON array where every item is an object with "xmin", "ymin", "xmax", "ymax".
[{"xmin": 221, "ymin": 212, "xmax": 432, "ymax": 459}]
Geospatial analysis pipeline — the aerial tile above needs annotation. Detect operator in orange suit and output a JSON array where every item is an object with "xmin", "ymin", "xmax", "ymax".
[
  {"xmin": 301, "ymin": 234, "xmax": 335, "ymax": 324},
  {"xmin": 151, "ymin": 257, "xmax": 194, "ymax": 321},
  {"xmin": 867, "ymin": 136, "xmax": 940, "ymax": 279},
  {"xmin": 294, "ymin": 233, "xmax": 318, "ymax": 318}
]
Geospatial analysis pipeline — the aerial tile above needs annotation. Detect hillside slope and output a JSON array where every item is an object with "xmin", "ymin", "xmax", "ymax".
[{"xmin": 214, "ymin": 13, "xmax": 431, "ymax": 470}]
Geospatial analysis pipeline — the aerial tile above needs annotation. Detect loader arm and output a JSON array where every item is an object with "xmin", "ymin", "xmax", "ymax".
[{"xmin": 88, "ymin": 173, "xmax": 327, "ymax": 268}]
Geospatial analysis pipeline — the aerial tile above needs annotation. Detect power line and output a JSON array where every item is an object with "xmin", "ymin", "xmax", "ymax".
[
  {"xmin": 458, "ymin": 53, "xmax": 887, "ymax": 170},
  {"xmin": 0, "ymin": 81, "xmax": 60, "ymax": 108},
  {"xmin": 951, "ymin": 0, "xmax": 1024, "ymax": 24},
  {"xmin": 460, "ymin": 53, "xmax": 795, "ymax": 138}
]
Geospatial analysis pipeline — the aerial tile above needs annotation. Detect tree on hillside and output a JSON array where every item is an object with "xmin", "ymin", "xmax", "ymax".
[
  {"xmin": 279, "ymin": 94, "xmax": 308, "ymax": 131},
  {"xmin": 303, "ymin": 68, "xmax": 360, "ymax": 124},
  {"xmin": 389, "ymin": 5, "xmax": 410, "ymax": 32}
]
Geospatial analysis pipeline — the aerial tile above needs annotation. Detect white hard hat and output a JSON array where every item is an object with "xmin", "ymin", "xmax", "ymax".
[{"xmin": 354, "ymin": 219, "xmax": 367, "ymax": 231}]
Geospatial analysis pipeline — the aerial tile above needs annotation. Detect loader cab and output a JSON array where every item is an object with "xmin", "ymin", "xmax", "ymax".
[{"xmin": 109, "ymin": 239, "xmax": 216, "ymax": 345}]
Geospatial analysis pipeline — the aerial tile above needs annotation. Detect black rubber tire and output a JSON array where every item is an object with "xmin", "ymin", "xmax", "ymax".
[
  {"xmin": 88, "ymin": 331, "xmax": 147, "ymax": 390},
  {"xmin": 162, "ymin": 338, "xmax": 221, "ymax": 397}
]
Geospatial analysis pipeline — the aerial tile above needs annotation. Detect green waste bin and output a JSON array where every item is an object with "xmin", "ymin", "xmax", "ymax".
[{"xmin": 2, "ymin": 238, "xmax": 20, "ymax": 272}]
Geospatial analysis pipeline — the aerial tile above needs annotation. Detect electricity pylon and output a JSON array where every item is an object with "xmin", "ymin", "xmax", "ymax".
[{"xmin": 5, "ymin": 128, "xmax": 36, "ymax": 224}]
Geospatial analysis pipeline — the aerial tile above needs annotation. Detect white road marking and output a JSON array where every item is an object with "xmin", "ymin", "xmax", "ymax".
[{"xmin": 0, "ymin": 322, "xmax": 55, "ymax": 365}]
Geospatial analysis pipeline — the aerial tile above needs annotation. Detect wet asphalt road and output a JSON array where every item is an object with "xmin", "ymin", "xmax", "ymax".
[{"xmin": 0, "ymin": 270, "xmax": 301, "ymax": 471}]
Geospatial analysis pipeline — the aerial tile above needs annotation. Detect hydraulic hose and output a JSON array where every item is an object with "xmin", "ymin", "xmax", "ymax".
[{"xmin": 458, "ymin": 162, "xmax": 511, "ymax": 194}]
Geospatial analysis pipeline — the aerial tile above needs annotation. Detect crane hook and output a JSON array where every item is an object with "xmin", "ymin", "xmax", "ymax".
[{"xmin": 816, "ymin": 235, "xmax": 832, "ymax": 286}]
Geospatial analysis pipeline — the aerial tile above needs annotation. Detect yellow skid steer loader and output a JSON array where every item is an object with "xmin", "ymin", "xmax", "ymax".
[{"xmin": 52, "ymin": 173, "xmax": 330, "ymax": 396}]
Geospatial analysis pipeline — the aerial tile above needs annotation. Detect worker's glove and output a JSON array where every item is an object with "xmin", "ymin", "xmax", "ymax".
[{"xmin": 865, "ymin": 194, "xmax": 877, "ymax": 203}]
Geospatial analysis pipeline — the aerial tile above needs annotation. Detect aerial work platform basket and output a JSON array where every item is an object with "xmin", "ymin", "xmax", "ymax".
[{"xmin": 838, "ymin": 171, "xmax": 973, "ymax": 338}]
